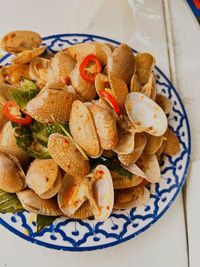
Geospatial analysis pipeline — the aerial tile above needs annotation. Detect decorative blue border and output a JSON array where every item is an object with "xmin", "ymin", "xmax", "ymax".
[{"xmin": 0, "ymin": 33, "xmax": 191, "ymax": 251}]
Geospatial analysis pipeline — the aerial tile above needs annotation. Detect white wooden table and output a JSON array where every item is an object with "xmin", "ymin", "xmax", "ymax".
[{"xmin": 0, "ymin": 0, "xmax": 198, "ymax": 266}]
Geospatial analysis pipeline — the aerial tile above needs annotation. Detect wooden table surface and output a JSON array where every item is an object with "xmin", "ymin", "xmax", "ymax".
[{"xmin": 0, "ymin": 0, "xmax": 198, "ymax": 266}]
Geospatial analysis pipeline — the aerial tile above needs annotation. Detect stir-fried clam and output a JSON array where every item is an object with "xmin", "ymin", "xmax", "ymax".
[
  {"xmin": 48, "ymin": 133, "xmax": 90, "ymax": 177},
  {"xmin": 58, "ymin": 174, "xmax": 90, "ymax": 217},
  {"xmin": 0, "ymin": 121, "xmax": 29, "ymax": 165},
  {"xmin": 1, "ymin": 30, "xmax": 42, "ymax": 53},
  {"xmin": 88, "ymin": 165, "xmax": 114, "ymax": 221},
  {"xmin": 0, "ymin": 151, "xmax": 26, "ymax": 193},
  {"xmin": 69, "ymin": 100, "xmax": 101, "ymax": 157},
  {"xmin": 26, "ymin": 159, "xmax": 61, "ymax": 199},
  {"xmin": 29, "ymin": 57, "xmax": 51, "ymax": 88},
  {"xmin": 0, "ymin": 31, "xmax": 181, "ymax": 222},
  {"xmin": 17, "ymin": 189, "xmax": 62, "ymax": 216},
  {"xmin": 26, "ymin": 88, "xmax": 82, "ymax": 123}
]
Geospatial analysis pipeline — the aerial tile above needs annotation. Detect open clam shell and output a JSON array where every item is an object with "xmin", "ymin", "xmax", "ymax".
[
  {"xmin": 155, "ymin": 128, "xmax": 169, "ymax": 157},
  {"xmin": 69, "ymin": 100, "xmax": 101, "ymax": 157},
  {"xmin": 114, "ymin": 186, "xmax": 150, "ymax": 209},
  {"xmin": 12, "ymin": 46, "xmax": 47, "ymax": 65},
  {"xmin": 113, "ymin": 129, "xmax": 135, "ymax": 155},
  {"xmin": 26, "ymin": 88, "xmax": 81, "ymax": 123},
  {"xmin": 26, "ymin": 159, "xmax": 61, "ymax": 198},
  {"xmin": 69, "ymin": 200, "xmax": 93, "ymax": 219},
  {"xmin": 39, "ymin": 170, "xmax": 62, "ymax": 199},
  {"xmin": 29, "ymin": 57, "xmax": 51, "ymax": 88},
  {"xmin": 135, "ymin": 53, "xmax": 155, "ymax": 85},
  {"xmin": 138, "ymin": 154, "xmax": 161, "ymax": 183},
  {"xmin": 58, "ymin": 174, "xmax": 88, "ymax": 216},
  {"xmin": 66, "ymin": 42, "xmax": 112, "ymax": 65},
  {"xmin": 17, "ymin": 189, "xmax": 62, "ymax": 216},
  {"xmin": 51, "ymin": 51, "xmax": 76, "ymax": 85},
  {"xmin": 48, "ymin": 133, "xmax": 90, "ymax": 177},
  {"xmin": 107, "ymin": 43, "xmax": 135, "ymax": 84},
  {"xmin": 1, "ymin": 64, "xmax": 30, "ymax": 86},
  {"xmin": 0, "ymin": 151, "xmax": 26, "ymax": 193},
  {"xmin": 88, "ymin": 103, "xmax": 118, "ymax": 150},
  {"xmin": 88, "ymin": 165, "xmax": 114, "ymax": 221},
  {"xmin": 108, "ymin": 72, "xmax": 129, "ymax": 107},
  {"xmin": 164, "ymin": 128, "xmax": 180, "ymax": 156},
  {"xmin": 156, "ymin": 94, "xmax": 172, "ymax": 114},
  {"xmin": 144, "ymin": 133, "xmax": 163, "ymax": 154},
  {"xmin": 0, "ymin": 121, "xmax": 29, "ymax": 166},
  {"xmin": 1, "ymin": 30, "xmax": 42, "ymax": 54},
  {"xmin": 142, "ymin": 73, "xmax": 156, "ymax": 100},
  {"xmin": 70, "ymin": 61, "xmax": 96, "ymax": 101},
  {"xmin": 125, "ymin": 92, "xmax": 168, "ymax": 136},
  {"xmin": 118, "ymin": 133, "xmax": 147, "ymax": 166},
  {"xmin": 111, "ymin": 170, "xmax": 143, "ymax": 189}
]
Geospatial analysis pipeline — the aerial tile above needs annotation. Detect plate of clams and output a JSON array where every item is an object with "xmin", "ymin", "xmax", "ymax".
[{"xmin": 0, "ymin": 31, "xmax": 191, "ymax": 251}]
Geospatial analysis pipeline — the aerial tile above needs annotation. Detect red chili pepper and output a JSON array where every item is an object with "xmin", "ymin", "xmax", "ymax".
[
  {"xmin": 2, "ymin": 101, "xmax": 32, "ymax": 125},
  {"xmin": 99, "ymin": 90, "xmax": 121, "ymax": 115},
  {"xmin": 79, "ymin": 54, "xmax": 102, "ymax": 83}
]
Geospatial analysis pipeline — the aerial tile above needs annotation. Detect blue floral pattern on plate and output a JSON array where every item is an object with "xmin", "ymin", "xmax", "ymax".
[{"xmin": 0, "ymin": 34, "xmax": 191, "ymax": 251}]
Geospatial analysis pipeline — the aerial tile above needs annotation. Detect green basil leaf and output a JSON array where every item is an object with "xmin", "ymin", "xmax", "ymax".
[
  {"xmin": 36, "ymin": 214, "xmax": 58, "ymax": 232},
  {"xmin": 0, "ymin": 189, "xmax": 24, "ymax": 213}
]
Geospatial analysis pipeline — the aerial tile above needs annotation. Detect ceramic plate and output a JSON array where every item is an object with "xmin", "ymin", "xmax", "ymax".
[{"xmin": 0, "ymin": 34, "xmax": 191, "ymax": 251}]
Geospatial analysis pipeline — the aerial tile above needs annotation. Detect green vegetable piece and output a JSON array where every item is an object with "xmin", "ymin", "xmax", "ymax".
[
  {"xmin": 36, "ymin": 214, "xmax": 58, "ymax": 232},
  {"xmin": 0, "ymin": 189, "xmax": 24, "ymax": 213},
  {"xmin": 11, "ymin": 78, "xmax": 39, "ymax": 109}
]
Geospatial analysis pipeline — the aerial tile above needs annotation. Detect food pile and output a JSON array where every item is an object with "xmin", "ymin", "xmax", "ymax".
[{"xmin": 0, "ymin": 31, "xmax": 180, "ymax": 223}]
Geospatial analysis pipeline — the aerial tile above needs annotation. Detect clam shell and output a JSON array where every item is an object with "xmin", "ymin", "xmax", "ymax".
[
  {"xmin": 26, "ymin": 159, "xmax": 60, "ymax": 197},
  {"xmin": 111, "ymin": 170, "xmax": 143, "ymax": 189},
  {"xmin": 48, "ymin": 133, "xmax": 90, "ymax": 177},
  {"xmin": 58, "ymin": 174, "xmax": 88, "ymax": 216},
  {"xmin": 88, "ymin": 165, "xmax": 114, "ymax": 221},
  {"xmin": 125, "ymin": 92, "xmax": 168, "ymax": 136},
  {"xmin": 12, "ymin": 46, "xmax": 47, "ymax": 65},
  {"xmin": 130, "ymin": 74, "xmax": 141, "ymax": 92},
  {"xmin": 135, "ymin": 53, "xmax": 155, "ymax": 85},
  {"xmin": 66, "ymin": 42, "xmax": 111, "ymax": 65},
  {"xmin": 113, "ymin": 129, "xmax": 135, "ymax": 155},
  {"xmin": 156, "ymin": 94, "xmax": 172, "ymax": 114},
  {"xmin": 138, "ymin": 154, "xmax": 161, "ymax": 183},
  {"xmin": 0, "ymin": 121, "xmax": 29, "ymax": 166},
  {"xmin": 142, "ymin": 73, "xmax": 156, "ymax": 100},
  {"xmin": 69, "ymin": 100, "xmax": 101, "ymax": 157},
  {"xmin": 144, "ymin": 133, "xmax": 163, "ymax": 154},
  {"xmin": 1, "ymin": 30, "xmax": 42, "ymax": 53},
  {"xmin": 164, "ymin": 128, "xmax": 180, "ymax": 156},
  {"xmin": 69, "ymin": 200, "xmax": 93, "ymax": 219},
  {"xmin": 70, "ymin": 61, "xmax": 96, "ymax": 101},
  {"xmin": 26, "ymin": 88, "xmax": 80, "ymax": 123},
  {"xmin": 118, "ymin": 133, "xmax": 147, "ymax": 166},
  {"xmin": 51, "ymin": 51, "xmax": 76, "ymax": 85},
  {"xmin": 107, "ymin": 43, "xmax": 135, "ymax": 84},
  {"xmin": 29, "ymin": 57, "xmax": 51, "ymax": 88},
  {"xmin": 155, "ymin": 128, "xmax": 169, "ymax": 157},
  {"xmin": 108, "ymin": 72, "xmax": 129, "ymax": 107},
  {"xmin": 114, "ymin": 186, "xmax": 150, "ymax": 209},
  {"xmin": 95, "ymin": 73, "xmax": 110, "ymax": 108},
  {"xmin": 17, "ymin": 189, "xmax": 62, "ymax": 216},
  {"xmin": 39, "ymin": 170, "xmax": 62, "ymax": 199},
  {"xmin": 88, "ymin": 103, "xmax": 118, "ymax": 150},
  {"xmin": 2, "ymin": 64, "xmax": 30, "ymax": 86},
  {"xmin": 0, "ymin": 151, "xmax": 26, "ymax": 193}
]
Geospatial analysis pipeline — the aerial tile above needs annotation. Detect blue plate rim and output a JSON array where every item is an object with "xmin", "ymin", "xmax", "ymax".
[{"xmin": 0, "ymin": 33, "xmax": 191, "ymax": 252}]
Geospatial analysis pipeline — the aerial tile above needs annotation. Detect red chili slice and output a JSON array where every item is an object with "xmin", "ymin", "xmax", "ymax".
[
  {"xmin": 79, "ymin": 54, "xmax": 102, "ymax": 83},
  {"xmin": 2, "ymin": 101, "xmax": 32, "ymax": 125},
  {"xmin": 99, "ymin": 90, "xmax": 121, "ymax": 115}
]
